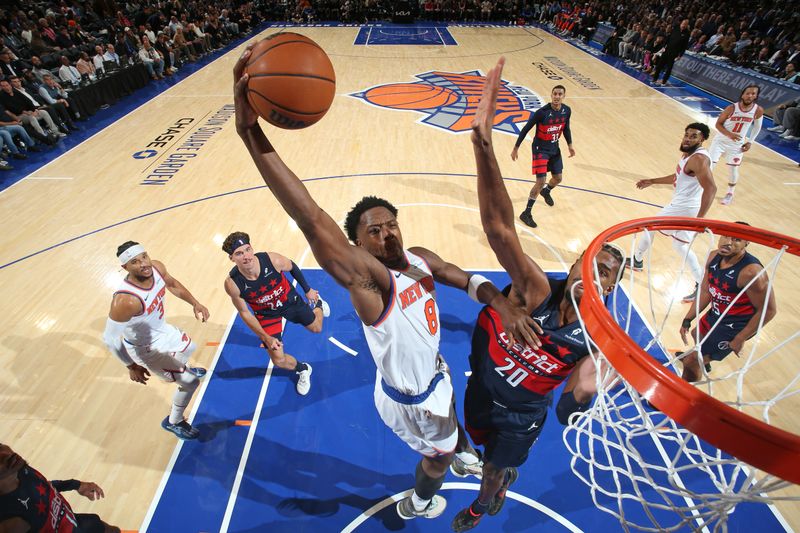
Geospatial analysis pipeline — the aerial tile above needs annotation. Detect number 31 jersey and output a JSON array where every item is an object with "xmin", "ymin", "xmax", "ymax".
[{"xmin": 470, "ymin": 278, "xmax": 589, "ymax": 409}]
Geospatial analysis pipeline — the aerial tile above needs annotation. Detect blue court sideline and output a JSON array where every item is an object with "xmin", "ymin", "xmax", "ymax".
[{"xmin": 141, "ymin": 270, "xmax": 786, "ymax": 532}]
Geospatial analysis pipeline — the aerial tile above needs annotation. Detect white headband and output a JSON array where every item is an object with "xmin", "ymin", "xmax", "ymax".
[{"xmin": 118, "ymin": 244, "xmax": 146, "ymax": 265}]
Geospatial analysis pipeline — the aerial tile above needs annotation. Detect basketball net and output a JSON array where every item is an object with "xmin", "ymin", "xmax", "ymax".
[{"xmin": 563, "ymin": 218, "xmax": 800, "ymax": 532}]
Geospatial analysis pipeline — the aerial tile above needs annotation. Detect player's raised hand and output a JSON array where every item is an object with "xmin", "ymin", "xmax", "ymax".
[
  {"xmin": 194, "ymin": 302, "xmax": 210, "ymax": 322},
  {"xmin": 471, "ymin": 56, "xmax": 505, "ymax": 149},
  {"xmin": 233, "ymin": 42, "xmax": 258, "ymax": 132}
]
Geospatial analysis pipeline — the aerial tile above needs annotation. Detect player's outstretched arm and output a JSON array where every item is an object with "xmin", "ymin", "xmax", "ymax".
[
  {"xmin": 233, "ymin": 43, "xmax": 373, "ymax": 290},
  {"xmin": 268, "ymin": 252, "xmax": 318, "ymax": 304},
  {"xmin": 410, "ymin": 246, "xmax": 541, "ymax": 348},
  {"xmin": 224, "ymin": 277, "xmax": 282, "ymax": 351},
  {"xmin": 153, "ymin": 260, "xmax": 209, "ymax": 322},
  {"xmin": 471, "ymin": 57, "xmax": 549, "ymax": 309}
]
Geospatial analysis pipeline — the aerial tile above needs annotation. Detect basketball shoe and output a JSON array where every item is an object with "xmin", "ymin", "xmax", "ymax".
[
  {"xmin": 519, "ymin": 211, "xmax": 537, "ymax": 228},
  {"xmin": 187, "ymin": 366, "xmax": 207, "ymax": 379},
  {"xmin": 682, "ymin": 283, "xmax": 699, "ymax": 302},
  {"xmin": 450, "ymin": 452, "xmax": 483, "ymax": 479},
  {"xmin": 489, "ymin": 467, "xmax": 519, "ymax": 515},
  {"xmin": 297, "ymin": 364, "xmax": 313, "ymax": 395},
  {"xmin": 540, "ymin": 186, "xmax": 555, "ymax": 206},
  {"xmin": 161, "ymin": 417, "xmax": 200, "ymax": 440},
  {"xmin": 396, "ymin": 495, "xmax": 447, "ymax": 520},
  {"xmin": 452, "ymin": 505, "xmax": 484, "ymax": 532},
  {"xmin": 628, "ymin": 257, "xmax": 643, "ymax": 271},
  {"xmin": 315, "ymin": 297, "xmax": 330, "ymax": 317},
  {"xmin": 720, "ymin": 192, "xmax": 734, "ymax": 205}
]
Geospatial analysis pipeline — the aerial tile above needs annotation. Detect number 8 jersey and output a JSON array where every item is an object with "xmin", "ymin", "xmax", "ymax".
[
  {"xmin": 362, "ymin": 250, "xmax": 441, "ymax": 395},
  {"xmin": 470, "ymin": 277, "xmax": 589, "ymax": 408}
]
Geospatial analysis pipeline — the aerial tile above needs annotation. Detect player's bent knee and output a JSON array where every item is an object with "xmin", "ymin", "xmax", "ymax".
[
  {"xmin": 182, "ymin": 340, "xmax": 197, "ymax": 359},
  {"xmin": 306, "ymin": 320, "xmax": 322, "ymax": 334},
  {"xmin": 176, "ymin": 370, "xmax": 200, "ymax": 391}
]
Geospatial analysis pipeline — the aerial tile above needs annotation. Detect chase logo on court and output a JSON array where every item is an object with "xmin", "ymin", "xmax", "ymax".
[{"xmin": 349, "ymin": 71, "xmax": 543, "ymax": 136}]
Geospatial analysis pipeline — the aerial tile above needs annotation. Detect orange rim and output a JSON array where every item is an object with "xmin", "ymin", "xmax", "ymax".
[{"xmin": 580, "ymin": 217, "xmax": 800, "ymax": 484}]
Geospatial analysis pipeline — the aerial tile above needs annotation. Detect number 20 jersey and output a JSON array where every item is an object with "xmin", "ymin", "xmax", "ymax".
[{"xmin": 470, "ymin": 278, "xmax": 589, "ymax": 408}]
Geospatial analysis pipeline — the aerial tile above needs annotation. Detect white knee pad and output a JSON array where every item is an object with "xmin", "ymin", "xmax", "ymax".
[
  {"xmin": 173, "ymin": 372, "xmax": 199, "ymax": 407},
  {"xmin": 634, "ymin": 231, "xmax": 653, "ymax": 261},
  {"xmin": 728, "ymin": 165, "xmax": 740, "ymax": 185}
]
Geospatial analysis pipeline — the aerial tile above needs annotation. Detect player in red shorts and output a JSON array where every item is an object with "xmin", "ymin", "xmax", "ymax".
[{"xmin": 511, "ymin": 85, "xmax": 575, "ymax": 228}]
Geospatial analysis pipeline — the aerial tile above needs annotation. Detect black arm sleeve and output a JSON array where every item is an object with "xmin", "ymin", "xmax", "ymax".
[
  {"xmin": 289, "ymin": 262, "xmax": 311, "ymax": 293},
  {"xmin": 51, "ymin": 479, "xmax": 81, "ymax": 492},
  {"xmin": 563, "ymin": 108, "xmax": 573, "ymax": 145},
  {"xmin": 514, "ymin": 111, "xmax": 538, "ymax": 148}
]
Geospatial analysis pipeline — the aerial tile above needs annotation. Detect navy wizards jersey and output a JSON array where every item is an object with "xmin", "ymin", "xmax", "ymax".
[
  {"xmin": 0, "ymin": 466, "xmax": 78, "ymax": 532},
  {"xmin": 229, "ymin": 252, "xmax": 301, "ymax": 319},
  {"xmin": 470, "ymin": 278, "xmax": 588, "ymax": 409},
  {"xmin": 702, "ymin": 251, "xmax": 762, "ymax": 327},
  {"xmin": 515, "ymin": 103, "xmax": 572, "ymax": 154}
]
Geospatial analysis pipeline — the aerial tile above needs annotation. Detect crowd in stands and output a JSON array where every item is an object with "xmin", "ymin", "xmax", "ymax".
[
  {"xmin": 0, "ymin": 0, "xmax": 798, "ymax": 170},
  {"xmin": 0, "ymin": 0, "xmax": 262, "ymax": 170},
  {"xmin": 545, "ymin": 1, "xmax": 799, "ymax": 83}
]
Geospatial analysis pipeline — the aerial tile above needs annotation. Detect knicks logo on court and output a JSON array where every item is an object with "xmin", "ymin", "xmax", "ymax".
[{"xmin": 349, "ymin": 70, "xmax": 543, "ymax": 136}]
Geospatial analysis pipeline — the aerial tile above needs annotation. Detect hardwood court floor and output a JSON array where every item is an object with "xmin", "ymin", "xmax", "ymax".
[{"xmin": 0, "ymin": 25, "xmax": 797, "ymax": 530}]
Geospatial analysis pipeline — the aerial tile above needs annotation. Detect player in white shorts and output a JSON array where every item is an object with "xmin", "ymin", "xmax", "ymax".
[
  {"xmin": 231, "ymin": 45, "xmax": 540, "ymax": 523},
  {"xmin": 707, "ymin": 84, "xmax": 763, "ymax": 206},
  {"xmin": 102, "ymin": 241, "xmax": 210, "ymax": 440},
  {"xmin": 630, "ymin": 123, "xmax": 716, "ymax": 302}
]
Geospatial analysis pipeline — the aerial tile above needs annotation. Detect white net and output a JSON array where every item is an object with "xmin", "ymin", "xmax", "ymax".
[{"xmin": 563, "ymin": 218, "xmax": 800, "ymax": 532}]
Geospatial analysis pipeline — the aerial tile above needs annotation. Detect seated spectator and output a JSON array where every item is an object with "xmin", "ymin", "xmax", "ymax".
[
  {"xmin": 172, "ymin": 27, "xmax": 198, "ymax": 62},
  {"xmin": 187, "ymin": 22, "xmax": 212, "ymax": 52},
  {"xmin": 691, "ymin": 34, "xmax": 708, "ymax": 53},
  {"xmin": 0, "ymin": 442, "xmax": 121, "ymax": 533},
  {"xmin": 55, "ymin": 26, "xmax": 75, "ymax": 50},
  {"xmin": 93, "ymin": 44, "xmax": 106, "ymax": 74},
  {"xmin": 76, "ymin": 51, "xmax": 97, "ymax": 77},
  {"xmin": 39, "ymin": 73, "xmax": 81, "ymax": 122},
  {"xmin": 706, "ymin": 24, "xmax": 725, "ymax": 49},
  {"xmin": 0, "ymin": 48, "xmax": 27, "ymax": 78},
  {"xmin": 29, "ymin": 56, "xmax": 51, "ymax": 82},
  {"xmin": 767, "ymin": 96, "xmax": 800, "ymax": 139},
  {"xmin": 10, "ymin": 74, "xmax": 75, "ymax": 133},
  {"xmin": 733, "ymin": 31, "xmax": 752, "ymax": 56},
  {"xmin": 138, "ymin": 36, "xmax": 165, "ymax": 80},
  {"xmin": 784, "ymin": 63, "xmax": 799, "ymax": 84},
  {"xmin": 0, "ymin": 78, "xmax": 62, "ymax": 144},
  {"xmin": 103, "ymin": 44, "xmax": 121, "ymax": 67},
  {"xmin": 28, "ymin": 29, "xmax": 56, "ymax": 56},
  {"xmin": 154, "ymin": 32, "xmax": 175, "ymax": 75},
  {"xmin": 0, "ymin": 103, "xmax": 44, "ymax": 153},
  {"xmin": 58, "ymin": 56, "xmax": 81, "ymax": 85}
]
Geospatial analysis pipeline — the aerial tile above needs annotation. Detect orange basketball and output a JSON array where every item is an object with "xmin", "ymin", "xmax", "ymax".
[
  {"xmin": 364, "ymin": 83, "xmax": 458, "ymax": 110},
  {"xmin": 245, "ymin": 33, "xmax": 336, "ymax": 129}
]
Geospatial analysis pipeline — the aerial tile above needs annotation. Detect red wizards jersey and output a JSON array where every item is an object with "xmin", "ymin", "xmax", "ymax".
[
  {"xmin": 469, "ymin": 278, "xmax": 589, "ymax": 408},
  {"xmin": 0, "ymin": 466, "xmax": 77, "ymax": 532},
  {"xmin": 703, "ymin": 251, "xmax": 762, "ymax": 324},
  {"xmin": 229, "ymin": 252, "xmax": 301, "ymax": 319},
  {"xmin": 515, "ymin": 103, "xmax": 573, "ymax": 154}
]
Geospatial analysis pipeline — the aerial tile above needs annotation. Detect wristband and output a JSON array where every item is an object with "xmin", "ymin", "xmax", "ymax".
[
  {"xmin": 467, "ymin": 274, "xmax": 491, "ymax": 302},
  {"xmin": 681, "ymin": 318, "xmax": 692, "ymax": 329}
]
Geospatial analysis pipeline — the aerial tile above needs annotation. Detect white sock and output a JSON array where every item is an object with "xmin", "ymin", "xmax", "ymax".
[
  {"xmin": 411, "ymin": 491, "xmax": 430, "ymax": 511},
  {"xmin": 727, "ymin": 185, "xmax": 736, "ymax": 194},
  {"xmin": 169, "ymin": 403, "xmax": 187, "ymax": 425},
  {"xmin": 456, "ymin": 451, "xmax": 480, "ymax": 465}
]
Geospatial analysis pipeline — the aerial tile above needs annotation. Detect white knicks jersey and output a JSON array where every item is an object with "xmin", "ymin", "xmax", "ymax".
[
  {"xmin": 114, "ymin": 267, "xmax": 169, "ymax": 346},
  {"xmin": 669, "ymin": 148, "xmax": 710, "ymax": 210},
  {"xmin": 362, "ymin": 250, "xmax": 441, "ymax": 395},
  {"xmin": 720, "ymin": 102, "xmax": 758, "ymax": 145}
]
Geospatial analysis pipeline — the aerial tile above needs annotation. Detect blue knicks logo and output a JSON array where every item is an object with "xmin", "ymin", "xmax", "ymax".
[{"xmin": 349, "ymin": 70, "xmax": 543, "ymax": 135}]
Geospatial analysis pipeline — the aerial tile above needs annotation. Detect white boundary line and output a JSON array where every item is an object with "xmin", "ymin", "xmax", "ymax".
[
  {"xmin": 139, "ymin": 309, "xmax": 238, "ymax": 532},
  {"xmin": 341, "ymin": 482, "xmax": 583, "ymax": 532},
  {"xmin": 329, "ymin": 336, "xmax": 358, "ymax": 355},
  {"xmin": 219, "ymin": 358, "xmax": 276, "ymax": 532}
]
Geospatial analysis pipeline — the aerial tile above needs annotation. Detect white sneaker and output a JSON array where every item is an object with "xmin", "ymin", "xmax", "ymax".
[
  {"xmin": 767, "ymin": 125, "xmax": 785, "ymax": 132},
  {"xmin": 296, "ymin": 364, "xmax": 312, "ymax": 395},
  {"xmin": 720, "ymin": 192, "xmax": 734, "ymax": 205},
  {"xmin": 780, "ymin": 131, "xmax": 800, "ymax": 140},
  {"xmin": 396, "ymin": 495, "xmax": 447, "ymax": 520},
  {"xmin": 318, "ymin": 297, "xmax": 330, "ymax": 318}
]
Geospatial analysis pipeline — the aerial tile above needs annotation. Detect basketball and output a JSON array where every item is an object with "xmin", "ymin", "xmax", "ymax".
[
  {"xmin": 244, "ymin": 33, "xmax": 336, "ymax": 129},
  {"xmin": 364, "ymin": 83, "xmax": 458, "ymax": 110}
]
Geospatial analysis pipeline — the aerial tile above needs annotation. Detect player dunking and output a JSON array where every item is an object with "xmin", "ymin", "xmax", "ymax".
[
  {"xmin": 511, "ymin": 85, "xmax": 575, "ymax": 228},
  {"xmin": 452, "ymin": 58, "xmax": 624, "ymax": 532},
  {"xmin": 102, "ymin": 242, "xmax": 210, "ymax": 440},
  {"xmin": 708, "ymin": 85, "xmax": 764, "ymax": 206},
  {"xmin": 233, "ymin": 44, "xmax": 540, "ymax": 522},
  {"xmin": 630, "ymin": 123, "xmax": 716, "ymax": 302},
  {"xmin": 679, "ymin": 222, "xmax": 776, "ymax": 382},
  {"xmin": 223, "ymin": 231, "xmax": 329, "ymax": 395}
]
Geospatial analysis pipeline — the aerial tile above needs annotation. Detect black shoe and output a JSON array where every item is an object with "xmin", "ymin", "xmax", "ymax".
[
  {"xmin": 488, "ymin": 467, "xmax": 518, "ymax": 515},
  {"xmin": 452, "ymin": 507, "xmax": 484, "ymax": 532},
  {"xmin": 10, "ymin": 152, "xmax": 27, "ymax": 160},
  {"xmin": 628, "ymin": 257, "xmax": 643, "ymax": 271},
  {"xmin": 704, "ymin": 362, "xmax": 712, "ymax": 373},
  {"xmin": 540, "ymin": 187, "xmax": 554, "ymax": 206},
  {"xmin": 519, "ymin": 211, "xmax": 537, "ymax": 228}
]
